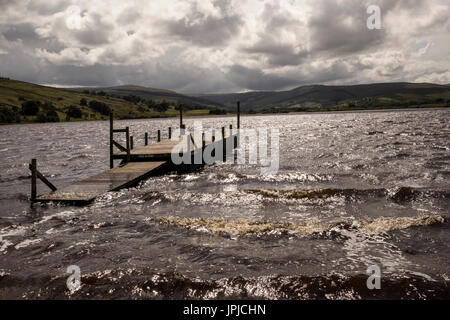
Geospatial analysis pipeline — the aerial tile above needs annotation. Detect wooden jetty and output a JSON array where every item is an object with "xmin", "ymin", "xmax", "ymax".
[{"xmin": 29, "ymin": 103, "xmax": 241, "ymax": 205}]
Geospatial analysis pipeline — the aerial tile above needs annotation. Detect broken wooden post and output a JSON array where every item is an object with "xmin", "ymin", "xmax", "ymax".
[
  {"xmin": 157, "ymin": 130, "xmax": 161, "ymax": 142},
  {"xmin": 145, "ymin": 132, "xmax": 148, "ymax": 146},
  {"xmin": 130, "ymin": 136, "xmax": 134, "ymax": 150},
  {"xmin": 169, "ymin": 127, "xmax": 172, "ymax": 139}
]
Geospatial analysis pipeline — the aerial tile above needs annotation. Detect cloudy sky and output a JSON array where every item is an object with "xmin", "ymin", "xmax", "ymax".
[{"xmin": 0, "ymin": 0, "xmax": 449, "ymax": 93}]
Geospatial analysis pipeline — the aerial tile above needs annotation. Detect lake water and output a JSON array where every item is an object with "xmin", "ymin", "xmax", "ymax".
[{"xmin": 0, "ymin": 109, "xmax": 449, "ymax": 299}]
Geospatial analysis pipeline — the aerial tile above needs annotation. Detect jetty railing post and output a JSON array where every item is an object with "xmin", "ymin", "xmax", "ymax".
[
  {"xmin": 125, "ymin": 127, "xmax": 130, "ymax": 163},
  {"xmin": 169, "ymin": 127, "xmax": 172, "ymax": 139},
  {"xmin": 157, "ymin": 130, "xmax": 161, "ymax": 142},
  {"xmin": 145, "ymin": 132, "xmax": 148, "ymax": 146},
  {"xmin": 237, "ymin": 101, "xmax": 240, "ymax": 129},
  {"xmin": 202, "ymin": 132, "xmax": 205, "ymax": 165},
  {"xmin": 31, "ymin": 159, "xmax": 37, "ymax": 202},
  {"xmin": 109, "ymin": 112, "xmax": 114, "ymax": 169},
  {"xmin": 236, "ymin": 101, "xmax": 240, "ymax": 148},
  {"xmin": 222, "ymin": 126, "xmax": 226, "ymax": 162},
  {"xmin": 179, "ymin": 105, "xmax": 183, "ymax": 129},
  {"xmin": 212, "ymin": 129, "xmax": 216, "ymax": 160}
]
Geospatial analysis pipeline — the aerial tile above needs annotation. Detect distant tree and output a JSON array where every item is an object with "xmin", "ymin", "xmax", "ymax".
[
  {"xmin": 80, "ymin": 98, "xmax": 87, "ymax": 106},
  {"xmin": 145, "ymin": 99, "xmax": 155, "ymax": 109},
  {"xmin": 155, "ymin": 101, "xmax": 169, "ymax": 113},
  {"xmin": 21, "ymin": 100, "xmax": 41, "ymax": 115},
  {"xmin": 88, "ymin": 100, "xmax": 111, "ymax": 115},
  {"xmin": 209, "ymin": 109, "xmax": 227, "ymax": 115},
  {"xmin": 0, "ymin": 107, "xmax": 21, "ymax": 123},
  {"xmin": 67, "ymin": 105, "xmax": 83, "ymax": 118},
  {"xmin": 36, "ymin": 110, "xmax": 59, "ymax": 123}
]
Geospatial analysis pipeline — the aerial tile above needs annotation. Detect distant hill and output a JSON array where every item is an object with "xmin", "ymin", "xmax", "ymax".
[
  {"xmin": 72, "ymin": 85, "xmax": 224, "ymax": 109},
  {"xmin": 195, "ymin": 82, "xmax": 450, "ymax": 112},
  {"xmin": 1, "ymin": 79, "xmax": 449, "ymax": 124},
  {"xmin": 0, "ymin": 79, "xmax": 218, "ymax": 124}
]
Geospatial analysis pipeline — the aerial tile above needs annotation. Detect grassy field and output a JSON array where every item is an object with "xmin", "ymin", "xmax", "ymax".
[{"xmin": 0, "ymin": 79, "xmax": 213, "ymax": 124}]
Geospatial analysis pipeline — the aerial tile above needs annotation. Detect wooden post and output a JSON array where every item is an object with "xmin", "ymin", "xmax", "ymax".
[
  {"xmin": 236, "ymin": 101, "xmax": 240, "ymax": 148},
  {"xmin": 202, "ymin": 132, "xmax": 205, "ymax": 165},
  {"xmin": 145, "ymin": 132, "xmax": 148, "ymax": 146},
  {"xmin": 212, "ymin": 130, "xmax": 216, "ymax": 159},
  {"xmin": 130, "ymin": 136, "xmax": 134, "ymax": 150},
  {"xmin": 31, "ymin": 158, "xmax": 37, "ymax": 202},
  {"xmin": 125, "ymin": 127, "xmax": 130, "ymax": 163},
  {"xmin": 237, "ymin": 101, "xmax": 240, "ymax": 129},
  {"xmin": 222, "ymin": 126, "xmax": 226, "ymax": 162},
  {"xmin": 109, "ymin": 112, "xmax": 113, "ymax": 169},
  {"xmin": 169, "ymin": 127, "xmax": 172, "ymax": 139},
  {"xmin": 157, "ymin": 130, "xmax": 161, "ymax": 142},
  {"xmin": 179, "ymin": 105, "xmax": 183, "ymax": 128},
  {"xmin": 181, "ymin": 124, "xmax": 186, "ymax": 136}
]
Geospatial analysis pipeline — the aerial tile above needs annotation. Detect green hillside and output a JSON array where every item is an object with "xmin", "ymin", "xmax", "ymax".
[
  {"xmin": 0, "ymin": 79, "xmax": 220, "ymax": 124},
  {"xmin": 197, "ymin": 82, "xmax": 450, "ymax": 112},
  {"xmin": 72, "ymin": 85, "xmax": 224, "ymax": 108}
]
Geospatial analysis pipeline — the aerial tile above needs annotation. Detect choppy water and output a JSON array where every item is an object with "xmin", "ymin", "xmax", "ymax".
[{"xmin": 0, "ymin": 109, "xmax": 449, "ymax": 299}]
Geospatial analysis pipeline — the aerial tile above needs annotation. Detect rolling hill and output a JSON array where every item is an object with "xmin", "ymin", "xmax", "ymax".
[
  {"xmin": 1, "ymin": 79, "xmax": 449, "ymax": 124},
  {"xmin": 0, "ymin": 79, "xmax": 221, "ymax": 124},
  {"xmin": 195, "ymin": 82, "xmax": 450, "ymax": 112},
  {"xmin": 72, "ymin": 85, "xmax": 224, "ymax": 108}
]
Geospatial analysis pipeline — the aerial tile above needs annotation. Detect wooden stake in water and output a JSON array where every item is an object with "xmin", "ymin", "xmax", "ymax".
[
  {"xmin": 109, "ymin": 112, "xmax": 114, "ymax": 169},
  {"xmin": 237, "ymin": 101, "xmax": 240, "ymax": 129},
  {"xmin": 157, "ymin": 130, "xmax": 161, "ymax": 142},
  {"xmin": 125, "ymin": 127, "xmax": 130, "ymax": 163},
  {"xmin": 31, "ymin": 158, "xmax": 36, "ymax": 202},
  {"xmin": 222, "ymin": 126, "xmax": 226, "ymax": 162},
  {"xmin": 145, "ymin": 132, "xmax": 148, "ymax": 146},
  {"xmin": 169, "ymin": 127, "xmax": 172, "ymax": 139}
]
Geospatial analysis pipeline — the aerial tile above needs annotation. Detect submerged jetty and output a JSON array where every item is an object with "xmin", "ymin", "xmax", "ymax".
[{"xmin": 29, "ymin": 103, "xmax": 241, "ymax": 205}]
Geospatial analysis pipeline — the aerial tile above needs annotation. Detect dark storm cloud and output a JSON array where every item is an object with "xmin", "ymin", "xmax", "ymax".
[
  {"xmin": 1, "ymin": 23, "xmax": 65, "ymax": 53},
  {"xmin": 2, "ymin": 23, "xmax": 38, "ymax": 42},
  {"xmin": 27, "ymin": 0, "xmax": 71, "ymax": 15},
  {"xmin": 226, "ymin": 64, "xmax": 298, "ymax": 91},
  {"xmin": 165, "ymin": 1, "xmax": 243, "ymax": 47},
  {"xmin": 245, "ymin": 41, "xmax": 308, "ymax": 67},
  {"xmin": 308, "ymin": 0, "xmax": 386, "ymax": 56},
  {"xmin": 166, "ymin": 14, "xmax": 242, "ymax": 47}
]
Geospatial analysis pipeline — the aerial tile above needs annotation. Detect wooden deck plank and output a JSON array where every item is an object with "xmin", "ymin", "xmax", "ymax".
[{"xmin": 36, "ymin": 161, "xmax": 167, "ymax": 203}]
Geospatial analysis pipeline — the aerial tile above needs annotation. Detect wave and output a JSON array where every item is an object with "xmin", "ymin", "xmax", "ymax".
[
  {"xmin": 2, "ymin": 269, "xmax": 448, "ymax": 299},
  {"xmin": 245, "ymin": 187, "xmax": 450, "ymax": 202},
  {"xmin": 158, "ymin": 215, "xmax": 445, "ymax": 238}
]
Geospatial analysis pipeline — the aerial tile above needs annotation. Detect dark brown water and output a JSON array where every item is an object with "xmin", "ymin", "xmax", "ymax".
[{"xmin": 0, "ymin": 109, "xmax": 449, "ymax": 299}]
